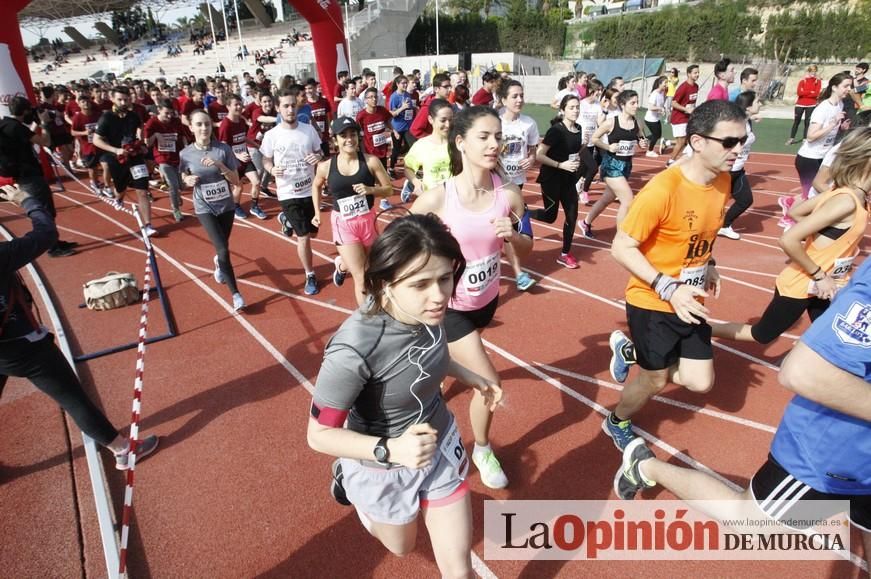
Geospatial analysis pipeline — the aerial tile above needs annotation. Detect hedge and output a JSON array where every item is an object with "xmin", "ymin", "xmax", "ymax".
[{"xmin": 567, "ymin": 0, "xmax": 871, "ymax": 62}]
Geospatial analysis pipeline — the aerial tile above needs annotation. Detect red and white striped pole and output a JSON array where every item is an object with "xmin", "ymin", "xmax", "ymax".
[{"xmin": 118, "ymin": 208, "xmax": 154, "ymax": 577}]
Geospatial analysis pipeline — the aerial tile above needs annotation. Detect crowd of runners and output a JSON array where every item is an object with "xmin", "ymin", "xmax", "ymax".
[{"xmin": 1, "ymin": 53, "xmax": 870, "ymax": 577}]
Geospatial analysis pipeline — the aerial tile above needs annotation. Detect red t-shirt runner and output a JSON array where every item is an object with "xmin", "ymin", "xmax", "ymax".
[
  {"xmin": 669, "ymin": 82, "xmax": 699, "ymax": 125},
  {"xmin": 143, "ymin": 116, "xmax": 186, "ymax": 166},
  {"xmin": 71, "ymin": 110, "xmax": 102, "ymax": 157},
  {"xmin": 307, "ymin": 96, "xmax": 331, "ymax": 142},
  {"xmin": 208, "ymin": 101, "xmax": 229, "ymax": 124},
  {"xmin": 471, "ymin": 87, "xmax": 492, "ymax": 106},
  {"xmin": 356, "ymin": 106, "xmax": 393, "ymax": 159},
  {"xmin": 218, "ymin": 116, "xmax": 251, "ymax": 167},
  {"xmin": 247, "ymin": 107, "xmax": 277, "ymax": 147}
]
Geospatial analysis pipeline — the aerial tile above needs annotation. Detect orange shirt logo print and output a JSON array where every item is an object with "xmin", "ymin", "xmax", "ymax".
[
  {"xmin": 682, "ymin": 210, "xmax": 698, "ymax": 231},
  {"xmin": 684, "ymin": 233, "xmax": 714, "ymax": 262}
]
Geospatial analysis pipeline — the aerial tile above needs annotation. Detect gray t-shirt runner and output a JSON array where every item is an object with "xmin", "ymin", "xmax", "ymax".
[
  {"xmin": 178, "ymin": 141, "xmax": 239, "ymax": 215},
  {"xmin": 313, "ymin": 306, "xmax": 453, "ymax": 442}
]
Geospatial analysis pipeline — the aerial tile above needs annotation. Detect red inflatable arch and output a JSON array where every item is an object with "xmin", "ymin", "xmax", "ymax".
[
  {"xmin": 289, "ymin": 0, "xmax": 348, "ymax": 105},
  {"xmin": 1, "ymin": 1, "xmax": 349, "ymax": 115}
]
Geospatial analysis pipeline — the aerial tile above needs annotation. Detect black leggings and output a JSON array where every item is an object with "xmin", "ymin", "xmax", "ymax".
[
  {"xmin": 645, "ymin": 120, "xmax": 663, "ymax": 149},
  {"xmin": 0, "ymin": 334, "xmax": 118, "ymax": 445},
  {"xmin": 750, "ymin": 288, "xmax": 829, "ymax": 344},
  {"xmin": 580, "ymin": 147, "xmax": 599, "ymax": 193},
  {"xmin": 795, "ymin": 154, "xmax": 822, "ymax": 198},
  {"xmin": 530, "ymin": 178, "xmax": 578, "ymax": 254},
  {"xmin": 790, "ymin": 105, "xmax": 815, "ymax": 140},
  {"xmin": 390, "ymin": 130, "xmax": 410, "ymax": 170},
  {"xmin": 723, "ymin": 169, "xmax": 754, "ymax": 228},
  {"xmin": 197, "ymin": 210, "xmax": 238, "ymax": 294}
]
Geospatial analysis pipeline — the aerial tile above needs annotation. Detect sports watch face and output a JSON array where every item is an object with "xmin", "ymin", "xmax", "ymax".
[{"xmin": 374, "ymin": 440, "xmax": 389, "ymax": 462}]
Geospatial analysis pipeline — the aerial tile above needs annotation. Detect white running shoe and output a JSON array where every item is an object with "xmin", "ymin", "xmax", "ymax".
[
  {"xmin": 717, "ymin": 226, "xmax": 740, "ymax": 240},
  {"xmin": 143, "ymin": 225, "xmax": 158, "ymax": 237},
  {"xmin": 473, "ymin": 448, "xmax": 509, "ymax": 489},
  {"xmin": 645, "ymin": 151, "xmax": 659, "ymax": 158},
  {"xmin": 213, "ymin": 255, "xmax": 226, "ymax": 284},
  {"xmin": 232, "ymin": 292, "xmax": 245, "ymax": 312}
]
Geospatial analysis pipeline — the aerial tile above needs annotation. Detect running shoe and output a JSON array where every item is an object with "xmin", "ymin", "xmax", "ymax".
[
  {"xmin": 778, "ymin": 216, "xmax": 796, "ymax": 230},
  {"xmin": 400, "ymin": 180, "xmax": 414, "ymax": 203},
  {"xmin": 602, "ymin": 413, "xmax": 636, "ymax": 451},
  {"xmin": 379, "ymin": 198, "xmax": 392, "ymax": 211},
  {"xmin": 331, "ymin": 458, "xmax": 352, "ymax": 506},
  {"xmin": 260, "ymin": 185, "xmax": 276, "ymax": 198},
  {"xmin": 277, "ymin": 213, "xmax": 293, "ymax": 236},
  {"xmin": 232, "ymin": 292, "xmax": 246, "ymax": 312},
  {"xmin": 304, "ymin": 273, "xmax": 319, "ymax": 295},
  {"xmin": 143, "ymin": 224, "xmax": 158, "ymax": 237},
  {"xmin": 645, "ymin": 151, "xmax": 659, "ymax": 158},
  {"xmin": 172, "ymin": 208, "xmax": 184, "ymax": 222},
  {"xmin": 578, "ymin": 219, "xmax": 595, "ymax": 239},
  {"xmin": 333, "ymin": 256, "xmax": 347, "ymax": 287},
  {"xmin": 234, "ymin": 204, "xmax": 248, "ymax": 220},
  {"xmin": 472, "ymin": 448, "xmax": 509, "ymax": 489},
  {"xmin": 57, "ymin": 240, "xmax": 79, "ymax": 249},
  {"xmin": 556, "ymin": 253, "xmax": 579, "ymax": 269},
  {"xmin": 717, "ymin": 226, "xmax": 740, "ymax": 240},
  {"xmin": 48, "ymin": 245, "xmax": 76, "ymax": 257},
  {"xmin": 666, "ymin": 159, "xmax": 675, "ymax": 167},
  {"xmin": 609, "ymin": 329, "xmax": 636, "ymax": 383},
  {"xmin": 213, "ymin": 255, "xmax": 225, "ymax": 284},
  {"xmin": 614, "ymin": 437, "xmax": 656, "ymax": 500},
  {"xmin": 249, "ymin": 202, "xmax": 267, "ymax": 220},
  {"xmin": 114, "ymin": 435, "xmax": 159, "ymax": 470},
  {"xmin": 578, "ymin": 190, "xmax": 590, "ymax": 205},
  {"xmin": 99, "ymin": 186, "xmax": 114, "ymax": 198},
  {"xmin": 515, "ymin": 271, "xmax": 536, "ymax": 291}
]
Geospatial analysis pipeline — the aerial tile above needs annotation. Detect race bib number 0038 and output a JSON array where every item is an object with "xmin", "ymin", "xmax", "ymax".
[{"xmin": 199, "ymin": 180, "xmax": 231, "ymax": 203}]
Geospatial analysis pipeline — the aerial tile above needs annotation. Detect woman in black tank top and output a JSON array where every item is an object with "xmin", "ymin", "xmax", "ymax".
[
  {"xmin": 582, "ymin": 90, "xmax": 649, "ymax": 235},
  {"xmin": 312, "ymin": 116, "xmax": 393, "ymax": 305}
]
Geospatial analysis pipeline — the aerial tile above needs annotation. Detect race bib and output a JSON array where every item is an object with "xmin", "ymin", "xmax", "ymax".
[
  {"xmin": 199, "ymin": 180, "xmax": 231, "ymax": 203},
  {"xmin": 616, "ymin": 140, "xmax": 636, "ymax": 157},
  {"xmin": 130, "ymin": 164, "xmax": 149, "ymax": 179},
  {"xmin": 156, "ymin": 133, "xmax": 176, "ymax": 152},
  {"xmin": 823, "ymin": 129, "xmax": 837, "ymax": 149},
  {"xmin": 232, "ymin": 143, "xmax": 248, "ymax": 156},
  {"xmin": 808, "ymin": 255, "xmax": 856, "ymax": 295},
  {"xmin": 582, "ymin": 127, "xmax": 595, "ymax": 145},
  {"xmin": 85, "ymin": 123, "xmax": 97, "ymax": 143},
  {"xmin": 463, "ymin": 252, "xmax": 500, "ymax": 296},
  {"xmin": 438, "ymin": 420, "xmax": 468, "ymax": 480},
  {"xmin": 217, "ymin": 112, "xmax": 228, "ymax": 120},
  {"xmin": 568, "ymin": 153, "xmax": 580, "ymax": 163},
  {"xmin": 404, "ymin": 108, "xmax": 414, "ymax": 121},
  {"xmin": 316, "ymin": 121, "xmax": 325, "ymax": 132},
  {"xmin": 680, "ymin": 263, "xmax": 708, "ymax": 288},
  {"xmin": 502, "ymin": 158, "xmax": 523, "ymax": 180},
  {"xmin": 291, "ymin": 175, "xmax": 313, "ymax": 195},
  {"xmin": 337, "ymin": 193, "xmax": 370, "ymax": 219},
  {"xmin": 373, "ymin": 131, "xmax": 391, "ymax": 147}
]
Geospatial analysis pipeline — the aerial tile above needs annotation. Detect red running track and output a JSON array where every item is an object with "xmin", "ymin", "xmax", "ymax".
[{"xmin": 0, "ymin": 151, "xmax": 867, "ymax": 578}]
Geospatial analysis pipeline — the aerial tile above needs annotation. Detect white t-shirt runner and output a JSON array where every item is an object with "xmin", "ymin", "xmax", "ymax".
[
  {"xmin": 644, "ymin": 91, "xmax": 665, "ymax": 123},
  {"xmin": 259, "ymin": 122, "xmax": 322, "ymax": 200},
  {"xmin": 797, "ymin": 100, "xmax": 843, "ymax": 160},
  {"xmin": 579, "ymin": 99, "xmax": 602, "ymax": 147},
  {"xmin": 500, "ymin": 113, "xmax": 540, "ymax": 185},
  {"xmin": 731, "ymin": 121, "xmax": 756, "ymax": 172}
]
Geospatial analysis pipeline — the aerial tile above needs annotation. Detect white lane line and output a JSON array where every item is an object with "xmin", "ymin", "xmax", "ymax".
[{"xmin": 534, "ymin": 363, "xmax": 777, "ymax": 434}]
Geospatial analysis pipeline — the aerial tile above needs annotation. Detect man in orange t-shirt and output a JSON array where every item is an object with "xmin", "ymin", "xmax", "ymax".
[{"xmin": 603, "ymin": 100, "xmax": 749, "ymax": 452}]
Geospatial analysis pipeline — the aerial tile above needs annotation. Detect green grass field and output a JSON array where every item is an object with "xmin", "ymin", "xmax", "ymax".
[{"xmin": 524, "ymin": 104, "xmax": 798, "ymax": 155}]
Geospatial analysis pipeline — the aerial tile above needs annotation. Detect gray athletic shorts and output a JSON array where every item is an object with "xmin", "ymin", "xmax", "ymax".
[{"xmin": 341, "ymin": 418, "xmax": 470, "ymax": 525}]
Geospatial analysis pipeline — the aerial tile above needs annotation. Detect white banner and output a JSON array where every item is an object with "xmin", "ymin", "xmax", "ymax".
[{"xmin": 0, "ymin": 43, "xmax": 28, "ymax": 118}]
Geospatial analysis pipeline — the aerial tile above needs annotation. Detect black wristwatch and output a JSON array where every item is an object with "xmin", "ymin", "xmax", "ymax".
[{"xmin": 373, "ymin": 436, "xmax": 390, "ymax": 465}]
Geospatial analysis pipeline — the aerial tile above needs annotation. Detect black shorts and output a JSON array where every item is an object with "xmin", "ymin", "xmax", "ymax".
[
  {"xmin": 80, "ymin": 153, "xmax": 99, "ymax": 169},
  {"xmin": 105, "ymin": 155, "xmax": 150, "ymax": 194},
  {"xmin": 750, "ymin": 288, "xmax": 830, "ymax": 345},
  {"xmin": 626, "ymin": 303, "xmax": 713, "ymax": 371},
  {"xmin": 50, "ymin": 132, "xmax": 73, "ymax": 148},
  {"xmin": 751, "ymin": 454, "xmax": 870, "ymax": 532},
  {"xmin": 279, "ymin": 197, "xmax": 318, "ymax": 237},
  {"xmin": 238, "ymin": 160, "xmax": 257, "ymax": 177},
  {"xmin": 444, "ymin": 296, "xmax": 499, "ymax": 343}
]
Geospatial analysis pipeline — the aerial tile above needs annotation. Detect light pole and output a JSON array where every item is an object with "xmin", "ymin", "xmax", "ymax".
[{"xmin": 435, "ymin": 0, "xmax": 440, "ymax": 57}]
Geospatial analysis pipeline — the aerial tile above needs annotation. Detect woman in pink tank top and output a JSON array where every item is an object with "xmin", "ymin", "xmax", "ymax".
[{"xmin": 411, "ymin": 106, "xmax": 533, "ymax": 490}]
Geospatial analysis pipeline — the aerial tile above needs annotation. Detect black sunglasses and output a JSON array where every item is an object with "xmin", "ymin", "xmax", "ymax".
[{"xmin": 700, "ymin": 134, "xmax": 748, "ymax": 149}]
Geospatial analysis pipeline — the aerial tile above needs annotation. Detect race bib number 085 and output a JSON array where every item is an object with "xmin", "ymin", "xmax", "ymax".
[{"xmin": 680, "ymin": 263, "xmax": 708, "ymax": 288}]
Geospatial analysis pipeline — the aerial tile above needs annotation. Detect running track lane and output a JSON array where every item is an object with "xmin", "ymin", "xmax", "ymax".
[{"xmin": 0, "ymin": 150, "xmax": 866, "ymax": 577}]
